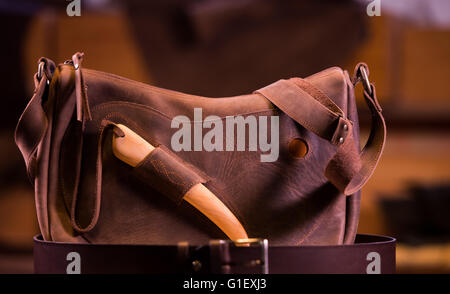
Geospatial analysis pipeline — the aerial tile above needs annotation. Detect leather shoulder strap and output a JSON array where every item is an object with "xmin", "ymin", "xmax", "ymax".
[
  {"xmin": 255, "ymin": 65, "xmax": 386, "ymax": 195},
  {"xmin": 15, "ymin": 53, "xmax": 91, "ymax": 183},
  {"xmin": 256, "ymin": 78, "xmax": 348, "ymax": 144},
  {"xmin": 330, "ymin": 81, "xmax": 386, "ymax": 194},
  {"xmin": 14, "ymin": 58, "xmax": 55, "ymax": 182}
]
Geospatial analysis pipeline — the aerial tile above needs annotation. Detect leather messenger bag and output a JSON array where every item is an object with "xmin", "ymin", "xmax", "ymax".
[{"xmin": 16, "ymin": 53, "xmax": 394, "ymax": 274}]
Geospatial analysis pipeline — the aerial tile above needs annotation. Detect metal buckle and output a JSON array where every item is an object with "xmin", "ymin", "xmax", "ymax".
[
  {"xmin": 210, "ymin": 238, "xmax": 269, "ymax": 274},
  {"xmin": 359, "ymin": 66, "xmax": 372, "ymax": 95},
  {"xmin": 37, "ymin": 61, "xmax": 45, "ymax": 81}
]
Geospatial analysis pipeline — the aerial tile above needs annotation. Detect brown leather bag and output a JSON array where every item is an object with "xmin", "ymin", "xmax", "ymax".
[{"xmin": 15, "ymin": 53, "xmax": 385, "ymax": 247}]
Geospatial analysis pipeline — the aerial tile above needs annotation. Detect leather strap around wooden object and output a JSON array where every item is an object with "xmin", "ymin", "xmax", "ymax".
[
  {"xmin": 33, "ymin": 234, "xmax": 396, "ymax": 274},
  {"xmin": 133, "ymin": 145, "xmax": 207, "ymax": 205}
]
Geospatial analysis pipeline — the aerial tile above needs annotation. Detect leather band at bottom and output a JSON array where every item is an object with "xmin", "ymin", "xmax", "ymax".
[{"xmin": 33, "ymin": 234, "xmax": 395, "ymax": 274}]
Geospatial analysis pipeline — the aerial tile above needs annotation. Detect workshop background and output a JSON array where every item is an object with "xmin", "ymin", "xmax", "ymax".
[{"xmin": 1, "ymin": 0, "xmax": 449, "ymax": 273}]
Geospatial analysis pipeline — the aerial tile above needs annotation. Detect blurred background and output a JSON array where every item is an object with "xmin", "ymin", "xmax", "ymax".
[{"xmin": 0, "ymin": 0, "xmax": 449, "ymax": 273}]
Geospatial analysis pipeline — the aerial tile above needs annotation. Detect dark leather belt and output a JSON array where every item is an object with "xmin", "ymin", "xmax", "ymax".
[{"xmin": 33, "ymin": 234, "xmax": 395, "ymax": 274}]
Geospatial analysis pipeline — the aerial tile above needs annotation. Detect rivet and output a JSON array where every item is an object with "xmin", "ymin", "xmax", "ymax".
[
  {"xmin": 192, "ymin": 260, "xmax": 202, "ymax": 272},
  {"xmin": 343, "ymin": 124, "xmax": 348, "ymax": 131},
  {"xmin": 74, "ymin": 63, "xmax": 79, "ymax": 70},
  {"xmin": 339, "ymin": 137, "xmax": 344, "ymax": 144}
]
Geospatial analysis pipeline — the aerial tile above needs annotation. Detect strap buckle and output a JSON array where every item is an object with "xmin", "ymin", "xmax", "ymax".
[
  {"xmin": 209, "ymin": 238, "xmax": 269, "ymax": 274},
  {"xmin": 37, "ymin": 61, "xmax": 45, "ymax": 81},
  {"xmin": 37, "ymin": 61, "xmax": 51, "ymax": 85},
  {"xmin": 359, "ymin": 65, "xmax": 372, "ymax": 95}
]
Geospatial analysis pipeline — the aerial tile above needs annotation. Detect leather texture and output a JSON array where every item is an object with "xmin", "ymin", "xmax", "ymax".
[
  {"xmin": 33, "ymin": 234, "xmax": 396, "ymax": 274},
  {"xmin": 15, "ymin": 53, "xmax": 386, "ymax": 247},
  {"xmin": 133, "ymin": 145, "xmax": 208, "ymax": 205}
]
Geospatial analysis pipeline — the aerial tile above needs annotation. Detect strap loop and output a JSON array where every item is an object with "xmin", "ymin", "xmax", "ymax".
[
  {"xmin": 70, "ymin": 120, "xmax": 122, "ymax": 233},
  {"xmin": 71, "ymin": 52, "xmax": 92, "ymax": 122},
  {"xmin": 36, "ymin": 57, "xmax": 56, "ymax": 83}
]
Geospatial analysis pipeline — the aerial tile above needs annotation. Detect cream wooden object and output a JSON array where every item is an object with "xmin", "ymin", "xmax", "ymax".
[{"xmin": 112, "ymin": 124, "xmax": 248, "ymax": 241}]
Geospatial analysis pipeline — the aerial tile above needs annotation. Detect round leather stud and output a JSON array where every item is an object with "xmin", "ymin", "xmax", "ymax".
[{"xmin": 288, "ymin": 138, "xmax": 308, "ymax": 159}]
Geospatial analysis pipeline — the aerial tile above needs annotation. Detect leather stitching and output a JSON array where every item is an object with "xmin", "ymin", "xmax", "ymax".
[{"xmin": 91, "ymin": 100, "xmax": 275, "ymax": 122}]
